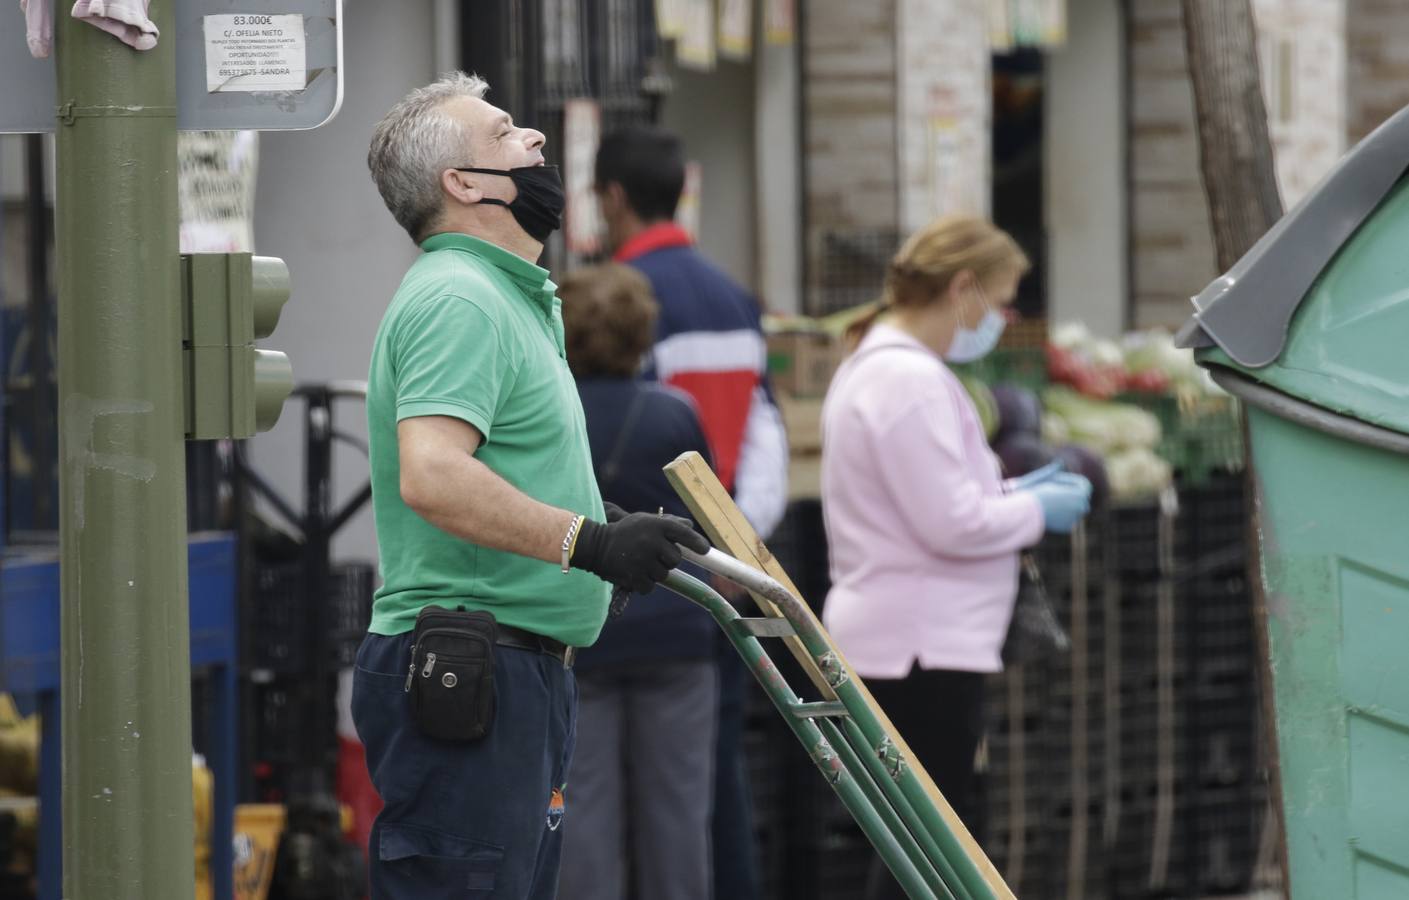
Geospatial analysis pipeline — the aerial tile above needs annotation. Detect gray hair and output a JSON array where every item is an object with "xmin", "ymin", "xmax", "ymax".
[{"xmin": 368, "ymin": 72, "xmax": 490, "ymax": 242}]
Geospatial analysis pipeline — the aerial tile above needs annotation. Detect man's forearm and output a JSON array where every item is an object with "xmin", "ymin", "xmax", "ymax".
[{"xmin": 405, "ymin": 451, "xmax": 577, "ymax": 564}]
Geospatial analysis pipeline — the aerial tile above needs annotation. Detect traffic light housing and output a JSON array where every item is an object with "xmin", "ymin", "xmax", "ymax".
[{"xmin": 182, "ymin": 252, "xmax": 295, "ymax": 439}]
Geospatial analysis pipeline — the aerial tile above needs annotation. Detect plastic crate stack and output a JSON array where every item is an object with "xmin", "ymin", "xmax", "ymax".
[
  {"xmin": 248, "ymin": 561, "xmax": 375, "ymax": 676},
  {"xmin": 1108, "ymin": 477, "xmax": 1267, "ymax": 899},
  {"xmin": 245, "ymin": 561, "xmax": 375, "ymax": 800},
  {"xmin": 984, "ymin": 516, "xmax": 1111, "ymax": 900},
  {"xmin": 742, "ymin": 697, "xmax": 793, "ymax": 900},
  {"xmin": 982, "ymin": 647, "xmax": 1055, "ymax": 897},
  {"xmin": 1178, "ymin": 474, "xmax": 1265, "ymax": 896},
  {"xmin": 1109, "ymin": 494, "xmax": 1195, "ymax": 899},
  {"xmin": 750, "ymin": 481, "xmax": 1271, "ymax": 900},
  {"xmin": 1045, "ymin": 518, "xmax": 1111, "ymax": 900},
  {"xmin": 758, "ymin": 499, "xmax": 877, "ymax": 900}
]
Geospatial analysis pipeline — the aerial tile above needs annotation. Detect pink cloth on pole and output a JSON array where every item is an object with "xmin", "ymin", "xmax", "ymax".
[
  {"xmin": 21, "ymin": 0, "xmax": 53, "ymax": 58},
  {"xmin": 18, "ymin": 0, "xmax": 159, "ymax": 56},
  {"xmin": 70, "ymin": 0, "xmax": 158, "ymax": 50}
]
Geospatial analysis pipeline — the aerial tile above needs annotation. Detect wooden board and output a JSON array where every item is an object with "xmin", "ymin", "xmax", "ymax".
[{"xmin": 664, "ymin": 451, "xmax": 1015, "ymax": 899}]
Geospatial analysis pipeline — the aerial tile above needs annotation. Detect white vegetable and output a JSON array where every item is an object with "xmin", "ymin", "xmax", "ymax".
[
  {"xmin": 1106, "ymin": 447, "xmax": 1174, "ymax": 501},
  {"xmin": 1041, "ymin": 387, "xmax": 1163, "ymax": 454},
  {"xmin": 1041, "ymin": 412, "xmax": 1071, "ymax": 447},
  {"xmin": 1051, "ymin": 321, "xmax": 1092, "ymax": 351}
]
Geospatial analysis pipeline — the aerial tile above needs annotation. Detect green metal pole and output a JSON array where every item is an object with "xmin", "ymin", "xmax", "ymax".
[{"xmin": 53, "ymin": 5, "xmax": 194, "ymax": 900}]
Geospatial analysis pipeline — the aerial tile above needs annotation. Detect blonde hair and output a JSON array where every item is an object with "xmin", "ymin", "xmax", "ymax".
[
  {"xmin": 846, "ymin": 215, "xmax": 1030, "ymax": 346},
  {"xmin": 560, "ymin": 264, "xmax": 660, "ymax": 378}
]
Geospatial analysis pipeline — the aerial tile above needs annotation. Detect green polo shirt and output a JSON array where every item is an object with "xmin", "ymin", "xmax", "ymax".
[{"xmin": 366, "ymin": 232, "xmax": 609, "ymax": 646}]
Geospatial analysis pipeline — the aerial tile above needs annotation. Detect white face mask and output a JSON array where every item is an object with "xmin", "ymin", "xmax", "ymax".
[{"xmin": 943, "ymin": 286, "xmax": 1006, "ymax": 363}]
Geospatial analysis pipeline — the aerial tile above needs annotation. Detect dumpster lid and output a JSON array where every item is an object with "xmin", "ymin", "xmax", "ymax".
[{"xmin": 1176, "ymin": 104, "xmax": 1409, "ymax": 368}]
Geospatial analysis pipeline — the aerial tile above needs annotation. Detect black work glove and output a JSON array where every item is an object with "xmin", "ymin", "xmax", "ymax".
[
  {"xmin": 571, "ymin": 512, "xmax": 711, "ymax": 594},
  {"xmin": 601, "ymin": 503, "xmax": 631, "ymax": 615}
]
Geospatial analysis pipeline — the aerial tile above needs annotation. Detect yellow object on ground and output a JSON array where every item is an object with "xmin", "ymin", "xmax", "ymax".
[
  {"xmin": 194, "ymin": 756, "xmax": 213, "ymax": 900},
  {"xmin": 0, "ymin": 695, "xmax": 39, "ymax": 795},
  {"xmin": 233, "ymin": 804, "xmax": 286, "ymax": 900}
]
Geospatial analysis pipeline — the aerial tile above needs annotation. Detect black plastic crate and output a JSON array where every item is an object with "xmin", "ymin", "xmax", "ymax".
[
  {"xmin": 1188, "ymin": 785, "xmax": 1261, "ymax": 895},
  {"xmin": 1110, "ymin": 792, "xmax": 1197, "ymax": 899},
  {"xmin": 814, "ymin": 816, "xmax": 873, "ymax": 900},
  {"xmin": 1180, "ymin": 474, "xmax": 1247, "ymax": 561},
  {"xmin": 248, "ymin": 561, "xmax": 375, "ymax": 675},
  {"xmin": 767, "ymin": 499, "xmax": 830, "ymax": 616},
  {"xmin": 982, "ymin": 811, "xmax": 1053, "ymax": 900},
  {"xmin": 1109, "ymin": 502, "xmax": 1183, "ymax": 580},
  {"xmin": 1185, "ymin": 577, "xmax": 1254, "ymax": 660},
  {"xmin": 779, "ymin": 781, "xmax": 875, "ymax": 900},
  {"xmin": 1188, "ymin": 734, "xmax": 1256, "ymax": 792},
  {"xmin": 244, "ymin": 678, "xmax": 339, "ymax": 803},
  {"xmin": 983, "ymin": 732, "xmax": 1054, "ymax": 837},
  {"xmin": 1043, "ymin": 806, "xmax": 1111, "ymax": 900}
]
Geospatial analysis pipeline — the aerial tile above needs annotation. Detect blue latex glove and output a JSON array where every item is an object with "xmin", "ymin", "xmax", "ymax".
[
  {"xmin": 1029, "ymin": 475, "xmax": 1093, "ymax": 534},
  {"xmin": 1008, "ymin": 460, "xmax": 1065, "ymax": 492},
  {"xmin": 1047, "ymin": 472, "xmax": 1093, "ymax": 492}
]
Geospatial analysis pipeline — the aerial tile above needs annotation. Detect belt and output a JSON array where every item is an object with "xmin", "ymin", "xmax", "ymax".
[{"xmin": 496, "ymin": 623, "xmax": 576, "ymax": 668}]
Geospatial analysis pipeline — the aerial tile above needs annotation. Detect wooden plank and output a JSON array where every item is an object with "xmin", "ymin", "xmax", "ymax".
[{"xmin": 664, "ymin": 451, "xmax": 1015, "ymax": 899}]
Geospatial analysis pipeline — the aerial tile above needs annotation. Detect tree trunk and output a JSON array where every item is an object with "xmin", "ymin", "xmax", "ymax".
[
  {"xmin": 1181, "ymin": 0, "xmax": 1284, "ymax": 268},
  {"xmin": 1180, "ymin": 0, "xmax": 1290, "ymax": 893}
]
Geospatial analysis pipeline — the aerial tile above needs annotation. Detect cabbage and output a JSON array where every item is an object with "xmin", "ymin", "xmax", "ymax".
[
  {"xmin": 1041, "ymin": 387, "xmax": 1162, "ymax": 454},
  {"xmin": 1106, "ymin": 447, "xmax": 1174, "ymax": 502}
]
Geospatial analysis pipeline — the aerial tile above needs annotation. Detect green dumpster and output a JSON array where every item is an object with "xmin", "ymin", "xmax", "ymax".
[{"xmin": 1178, "ymin": 105, "xmax": 1409, "ymax": 899}]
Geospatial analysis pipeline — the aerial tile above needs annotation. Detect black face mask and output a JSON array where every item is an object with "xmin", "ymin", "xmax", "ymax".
[{"xmin": 456, "ymin": 165, "xmax": 565, "ymax": 243}]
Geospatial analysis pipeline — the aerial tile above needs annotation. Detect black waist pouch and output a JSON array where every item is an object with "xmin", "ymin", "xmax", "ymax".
[{"xmin": 407, "ymin": 605, "xmax": 498, "ymax": 742}]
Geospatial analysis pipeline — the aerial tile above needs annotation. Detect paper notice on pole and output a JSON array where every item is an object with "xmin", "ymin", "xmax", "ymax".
[
  {"xmin": 988, "ymin": 0, "xmax": 1013, "ymax": 52},
  {"xmin": 764, "ymin": 0, "xmax": 794, "ymax": 45},
  {"xmin": 656, "ymin": 0, "xmax": 685, "ymax": 39},
  {"xmin": 203, "ymin": 14, "xmax": 307, "ymax": 93},
  {"xmin": 179, "ymin": 130, "xmax": 259, "ymax": 252},
  {"xmin": 927, "ymin": 116, "xmax": 986, "ymax": 219},
  {"xmin": 676, "ymin": 161, "xmax": 702, "ymax": 238},
  {"xmin": 677, "ymin": 0, "xmax": 716, "ymax": 70},
  {"xmin": 1043, "ymin": 0, "xmax": 1067, "ymax": 46},
  {"xmin": 718, "ymin": 0, "xmax": 752, "ymax": 60},
  {"xmin": 563, "ymin": 99, "xmax": 603, "ymax": 256}
]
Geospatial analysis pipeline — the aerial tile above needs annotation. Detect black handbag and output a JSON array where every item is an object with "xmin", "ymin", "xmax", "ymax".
[{"xmin": 1001, "ymin": 554, "xmax": 1070, "ymax": 665}]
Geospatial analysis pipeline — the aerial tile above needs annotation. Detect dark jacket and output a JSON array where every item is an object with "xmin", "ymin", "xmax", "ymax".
[
  {"xmin": 575, "ymin": 377, "xmax": 718, "ymax": 670},
  {"xmin": 616, "ymin": 225, "xmax": 789, "ymax": 541}
]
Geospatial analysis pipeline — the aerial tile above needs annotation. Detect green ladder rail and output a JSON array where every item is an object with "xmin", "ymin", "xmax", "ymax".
[{"xmin": 663, "ymin": 546, "xmax": 1008, "ymax": 900}]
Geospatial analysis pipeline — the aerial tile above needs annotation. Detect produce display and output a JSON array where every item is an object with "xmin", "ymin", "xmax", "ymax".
[
  {"xmin": 1047, "ymin": 322, "xmax": 1223, "ymax": 402},
  {"xmin": 961, "ymin": 323, "xmax": 1241, "ymax": 504},
  {"xmin": 764, "ymin": 305, "xmax": 1242, "ymax": 504}
]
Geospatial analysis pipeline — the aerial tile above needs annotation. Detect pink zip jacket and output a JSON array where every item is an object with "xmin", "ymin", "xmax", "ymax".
[{"xmin": 820, "ymin": 323, "xmax": 1044, "ymax": 676}]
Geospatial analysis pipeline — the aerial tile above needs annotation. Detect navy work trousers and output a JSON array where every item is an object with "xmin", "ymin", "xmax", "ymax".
[{"xmin": 352, "ymin": 631, "xmax": 578, "ymax": 900}]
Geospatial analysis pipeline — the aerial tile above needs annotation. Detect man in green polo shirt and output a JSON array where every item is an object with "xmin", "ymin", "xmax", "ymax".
[{"xmin": 356, "ymin": 72, "xmax": 709, "ymax": 900}]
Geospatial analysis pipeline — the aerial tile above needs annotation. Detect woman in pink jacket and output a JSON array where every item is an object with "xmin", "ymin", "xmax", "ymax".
[{"xmin": 820, "ymin": 216, "xmax": 1091, "ymax": 900}]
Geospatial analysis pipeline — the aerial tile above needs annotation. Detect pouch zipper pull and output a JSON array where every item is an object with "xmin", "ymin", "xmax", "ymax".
[
  {"xmin": 404, "ymin": 662, "xmax": 416, "ymax": 692},
  {"xmin": 421, "ymin": 651, "xmax": 437, "ymax": 678}
]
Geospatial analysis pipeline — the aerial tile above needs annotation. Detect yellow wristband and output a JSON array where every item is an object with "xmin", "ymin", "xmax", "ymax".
[
  {"xmin": 561, "ymin": 514, "xmax": 586, "ymax": 574},
  {"xmin": 568, "ymin": 515, "xmax": 585, "ymax": 557}
]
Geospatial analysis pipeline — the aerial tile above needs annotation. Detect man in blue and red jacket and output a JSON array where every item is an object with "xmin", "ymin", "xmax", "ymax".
[
  {"xmin": 596, "ymin": 126, "xmax": 789, "ymax": 900},
  {"xmin": 595, "ymin": 126, "xmax": 788, "ymax": 538}
]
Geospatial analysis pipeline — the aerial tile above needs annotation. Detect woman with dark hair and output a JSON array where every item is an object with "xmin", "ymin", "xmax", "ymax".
[{"xmin": 557, "ymin": 264, "xmax": 719, "ymax": 900}]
